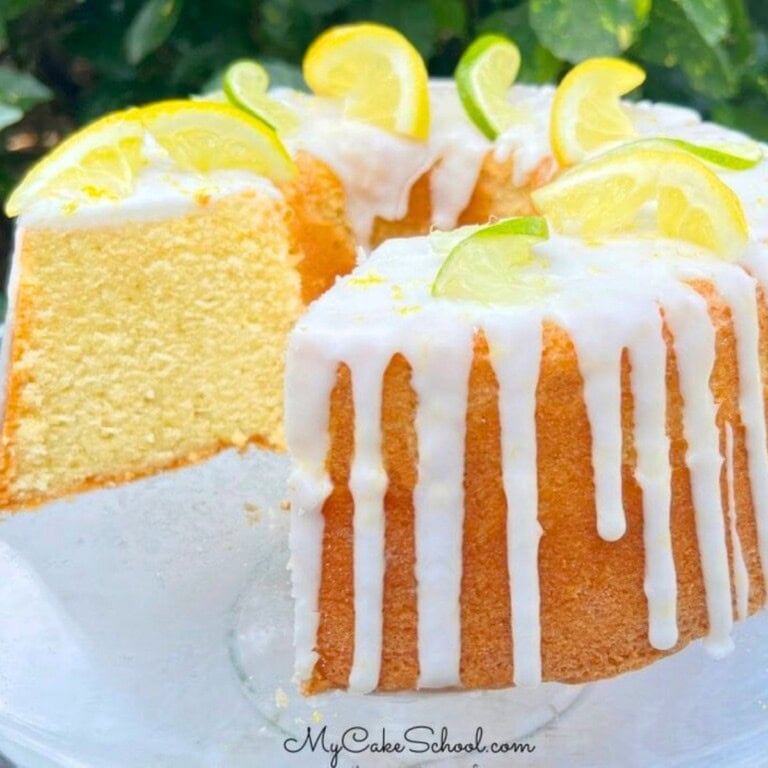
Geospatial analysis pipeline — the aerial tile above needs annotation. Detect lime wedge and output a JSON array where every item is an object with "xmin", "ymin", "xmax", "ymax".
[
  {"xmin": 223, "ymin": 60, "xmax": 300, "ymax": 135},
  {"xmin": 432, "ymin": 217, "xmax": 551, "ymax": 304},
  {"xmin": 455, "ymin": 34, "xmax": 522, "ymax": 140},
  {"xmin": 612, "ymin": 137, "xmax": 763, "ymax": 170}
]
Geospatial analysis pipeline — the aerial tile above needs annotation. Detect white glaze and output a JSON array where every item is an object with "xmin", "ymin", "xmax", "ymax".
[
  {"xmin": 629, "ymin": 309, "xmax": 677, "ymax": 650},
  {"xmin": 405, "ymin": 312, "xmax": 473, "ymax": 687},
  {"xmin": 287, "ymin": 223, "xmax": 768, "ymax": 689},
  {"xmin": 18, "ymin": 133, "xmax": 278, "ymax": 229},
  {"xmin": 484, "ymin": 318, "xmax": 543, "ymax": 686},
  {"xmin": 286, "ymin": 335, "xmax": 337, "ymax": 684},
  {"xmin": 347, "ymin": 346, "xmax": 389, "ymax": 693},
  {"xmin": 662, "ymin": 284, "xmax": 733, "ymax": 658}
]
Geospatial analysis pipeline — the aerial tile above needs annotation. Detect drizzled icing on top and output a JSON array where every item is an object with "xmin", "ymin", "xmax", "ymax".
[
  {"xmin": 287, "ymin": 112, "xmax": 768, "ymax": 689},
  {"xmin": 277, "ymin": 80, "xmax": 710, "ymax": 245},
  {"xmin": 18, "ymin": 132, "xmax": 278, "ymax": 229}
]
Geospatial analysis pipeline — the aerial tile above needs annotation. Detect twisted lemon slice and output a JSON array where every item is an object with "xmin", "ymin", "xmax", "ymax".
[
  {"xmin": 455, "ymin": 34, "xmax": 522, "ymax": 140},
  {"xmin": 432, "ymin": 217, "xmax": 550, "ymax": 304},
  {"xmin": 532, "ymin": 144, "xmax": 748, "ymax": 260},
  {"xmin": 5, "ymin": 100, "xmax": 295, "ymax": 216},
  {"xmin": 223, "ymin": 60, "xmax": 300, "ymax": 135},
  {"xmin": 303, "ymin": 22, "xmax": 430, "ymax": 140},
  {"xmin": 551, "ymin": 57, "xmax": 646, "ymax": 166},
  {"xmin": 5, "ymin": 109, "xmax": 145, "ymax": 217}
]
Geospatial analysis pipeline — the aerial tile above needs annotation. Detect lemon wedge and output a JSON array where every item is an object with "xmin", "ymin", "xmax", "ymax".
[
  {"xmin": 303, "ymin": 22, "xmax": 430, "ymax": 140},
  {"xmin": 551, "ymin": 57, "xmax": 646, "ymax": 166},
  {"xmin": 5, "ymin": 100, "xmax": 296, "ymax": 217},
  {"xmin": 531, "ymin": 144, "xmax": 748, "ymax": 260},
  {"xmin": 5, "ymin": 109, "xmax": 146, "ymax": 217},
  {"xmin": 139, "ymin": 100, "xmax": 295, "ymax": 181},
  {"xmin": 455, "ymin": 34, "xmax": 522, "ymax": 140},
  {"xmin": 223, "ymin": 59, "xmax": 300, "ymax": 135},
  {"xmin": 432, "ymin": 216, "xmax": 551, "ymax": 304}
]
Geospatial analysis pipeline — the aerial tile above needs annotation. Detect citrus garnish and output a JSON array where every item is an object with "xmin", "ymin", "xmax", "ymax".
[
  {"xmin": 531, "ymin": 144, "xmax": 748, "ymax": 260},
  {"xmin": 5, "ymin": 100, "xmax": 296, "ymax": 217},
  {"xmin": 432, "ymin": 216, "xmax": 551, "ymax": 304},
  {"xmin": 223, "ymin": 59, "xmax": 300, "ymax": 135},
  {"xmin": 455, "ymin": 34, "xmax": 522, "ymax": 140},
  {"xmin": 5, "ymin": 109, "xmax": 146, "ymax": 217},
  {"xmin": 303, "ymin": 22, "xmax": 430, "ymax": 140},
  {"xmin": 551, "ymin": 57, "xmax": 646, "ymax": 166},
  {"xmin": 137, "ymin": 100, "xmax": 295, "ymax": 181},
  {"xmin": 614, "ymin": 137, "xmax": 763, "ymax": 171}
]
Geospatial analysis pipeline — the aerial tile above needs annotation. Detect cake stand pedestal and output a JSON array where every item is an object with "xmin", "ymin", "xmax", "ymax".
[{"xmin": 229, "ymin": 511, "xmax": 584, "ymax": 767}]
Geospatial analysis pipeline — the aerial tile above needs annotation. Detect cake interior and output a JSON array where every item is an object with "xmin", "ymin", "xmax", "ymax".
[{"xmin": 1, "ymin": 189, "xmax": 303, "ymax": 507}]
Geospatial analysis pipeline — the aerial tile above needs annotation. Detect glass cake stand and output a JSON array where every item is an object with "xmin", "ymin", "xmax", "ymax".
[{"xmin": 0, "ymin": 447, "xmax": 766, "ymax": 767}]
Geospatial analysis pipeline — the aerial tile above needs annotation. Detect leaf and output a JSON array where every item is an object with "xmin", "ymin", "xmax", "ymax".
[
  {"xmin": 636, "ymin": 0, "xmax": 739, "ymax": 98},
  {"xmin": 0, "ymin": 66, "xmax": 52, "ymax": 110},
  {"xmin": 529, "ymin": 0, "xmax": 651, "ymax": 63},
  {"xmin": 2, "ymin": 0, "xmax": 43, "ymax": 21},
  {"xmin": 479, "ymin": 7, "xmax": 565, "ymax": 83},
  {"xmin": 125, "ymin": 0, "xmax": 184, "ymax": 65},
  {"xmin": 0, "ymin": 103, "xmax": 22, "ymax": 131},
  {"xmin": 678, "ymin": 0, "xmax": 730, "ymax": 46},
  {"xmin": 711, "ymin": 102, "xmax": 768, "ymax": 141},
  {"xmin": 725, "ymin": 0, "xmax": 754, "ymax": 70},
  {"xmin": 431, "ymin": 0, "xmax": 467, "ymax": 37},
  {"xmin": 368, "ymin": 0, "xmax": 437, "ymax": 60}
]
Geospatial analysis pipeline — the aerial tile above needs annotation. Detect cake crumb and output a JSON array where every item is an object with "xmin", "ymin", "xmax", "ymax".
[
  {"xmin": 311, "ymin": 710, "xmax": 323, "ymax": 723},
  {"xmin": 280, "ymin": 499, "xmax": 291, "ymax": 512},
  {"xmin": 244, "ymin": 501, "xmax": 261, "ymax": 524},
  {"xmin": 275, "ymin": 687, "xmax": 289, "ymax": 708}
]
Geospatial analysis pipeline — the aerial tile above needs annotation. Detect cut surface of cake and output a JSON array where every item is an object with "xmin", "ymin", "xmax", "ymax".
[
  {"xmin": 0, "ymin": 102, "xmax": 358, "ymax": 509},
  {"xmin": 286, "ymin": 116, "xmax": 768, "ymax": 692}
]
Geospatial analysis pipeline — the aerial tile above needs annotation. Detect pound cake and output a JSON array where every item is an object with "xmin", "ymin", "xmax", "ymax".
[
  {"xmin": 0, "ymin": 101, "xmax": 360, "ymax": 509},
  {"xmin": 286, "ymin": 52, "xmax": 768, "ymax": 692},
  {"xmin": 0, "ymin": 24, "xmax": 579, "ymax": 510}
]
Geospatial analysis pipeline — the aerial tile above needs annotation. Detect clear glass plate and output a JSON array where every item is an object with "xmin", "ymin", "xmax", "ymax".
[{"xmin": 0, "ymin": 447, "xmax": 766, "ymax": 767}]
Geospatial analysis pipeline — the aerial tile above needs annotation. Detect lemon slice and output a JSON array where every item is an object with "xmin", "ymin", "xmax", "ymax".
[
  {"xmin": 613, "ymin": 137, "xmax": 763, "ymax": 171},
  {"xmin": 432, "ymin": 216, "xmax": 551, "ymax": 303},
  {"xmin": 5, "ymin": 109, "xmax": 146, "ymax": 217},
  {"xmin": 551, "ymin": 57, "xmax": 646, "ymax": 166},
  {"xmin": 139, "ymin": 100, "xmax": 296, "ymax": 181},
  {"xmin": 455, "ymin": 34, "xmax": 522, "ymax": 140},
  {"xmin": 223, "ymin": 59, "xmax": 300, "ymax": 135},
  {"xmin": 303, "ymin": 22, "xmax": 429, "ymax": 140},
  {"xmin": 531, "ymin": 144, "xmax": 748, "ymax": 260}
]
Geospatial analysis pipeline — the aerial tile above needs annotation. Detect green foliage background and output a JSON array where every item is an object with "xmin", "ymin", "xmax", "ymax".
[{"xmin": 0, "ymin": 0, "xmax": 767, "ymax": 271}]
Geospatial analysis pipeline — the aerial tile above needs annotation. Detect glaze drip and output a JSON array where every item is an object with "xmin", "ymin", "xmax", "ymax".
[{"xmin": 288, "ymin": 227, "xmax": 768, "ymax": 690}]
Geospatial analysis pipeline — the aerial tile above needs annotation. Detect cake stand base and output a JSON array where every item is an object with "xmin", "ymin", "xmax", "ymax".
[{"xmin": 229, "ymin": 508, "xmax": 584, "ymax": 767}]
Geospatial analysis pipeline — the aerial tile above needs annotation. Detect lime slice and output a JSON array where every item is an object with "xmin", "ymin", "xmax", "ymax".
[
  {"xmin": 455, "ymin": 34, "xmax": 522, "ymax": 140},
  {"xmin": 613, "ymin": 137, "xmax": 763, "ymax": 170},
  {"xmin": 223, "ymin": 60, "xmax": 300, "ymax": 135},
  {"xmin": 303, "ymin": 23, "xmax": 430, "ymax": 140},
  {"xmin": 432, "ymin": 216, "xmax": 551, "ymax": 304},
  {"xmin": 551, "ymin": 57, "xmax": 646, "ymax": 166},
  {"xmin": 139, "ymin": 99, "xmax": 296, "ymax": 182},
  {"xmin": 531, "ymin": 143, "xmax": 748, "ymax": 260}
]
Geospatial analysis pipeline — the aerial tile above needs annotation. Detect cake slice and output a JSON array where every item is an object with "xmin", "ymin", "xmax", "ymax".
[{"xmin": 0, "ymin": 101, "xmax": 355, "ymax": 510}]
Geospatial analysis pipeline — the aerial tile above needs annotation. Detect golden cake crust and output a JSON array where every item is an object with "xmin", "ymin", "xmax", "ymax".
[{"xmin": 306, "ymin": 279, "xmax": 768, "ymax": 693}]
